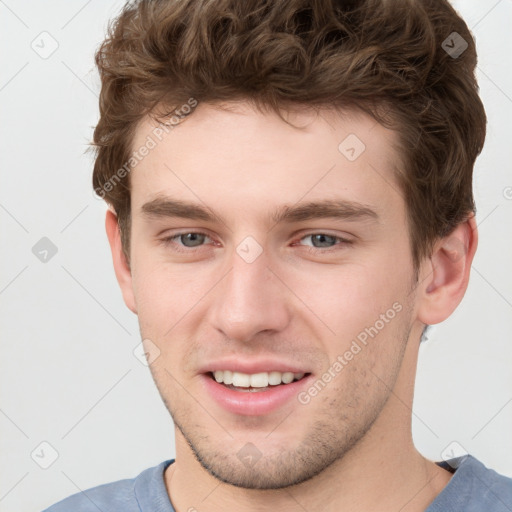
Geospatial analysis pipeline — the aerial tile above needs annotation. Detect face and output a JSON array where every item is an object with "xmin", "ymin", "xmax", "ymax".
[{"xmin": 124, "ymin": 101, "xmax": 420, "ymax": 489}]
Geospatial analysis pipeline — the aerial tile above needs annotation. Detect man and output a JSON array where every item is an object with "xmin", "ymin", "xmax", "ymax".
[{"xmin": 44, "ymin": 0, "xmax": 512, "ymax": 510}]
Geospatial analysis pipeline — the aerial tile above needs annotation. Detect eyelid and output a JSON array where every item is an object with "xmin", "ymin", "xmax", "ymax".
[{"xmin": 296, "ymin": 230, "xmax": 352, "ymax": 241}]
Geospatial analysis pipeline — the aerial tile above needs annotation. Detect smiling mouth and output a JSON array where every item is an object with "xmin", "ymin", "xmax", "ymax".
[{"xmin": 207, "ymin": 370, "xmax": 310, "ymax": 392}]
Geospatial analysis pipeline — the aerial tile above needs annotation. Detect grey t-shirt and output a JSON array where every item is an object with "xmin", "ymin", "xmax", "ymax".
[{"xmin": 42, "ymin": 455, "xmax": 512, "ymax": 511}]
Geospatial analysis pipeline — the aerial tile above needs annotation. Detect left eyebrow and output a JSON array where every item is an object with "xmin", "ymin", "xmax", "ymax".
[{"xmin": 270, "ymin": 199, "xmax": 379, "ymax": 224}]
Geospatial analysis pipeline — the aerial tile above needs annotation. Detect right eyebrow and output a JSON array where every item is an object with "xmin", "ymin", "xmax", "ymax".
[{"xmin": 141, "ymin": 197, "xmax": 224, "ymax": 223}]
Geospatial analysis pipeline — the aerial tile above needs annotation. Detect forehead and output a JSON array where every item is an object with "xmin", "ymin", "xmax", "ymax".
[{"xmin": 129, "ymin": 101, "xmax": 404, "ymax": 223}]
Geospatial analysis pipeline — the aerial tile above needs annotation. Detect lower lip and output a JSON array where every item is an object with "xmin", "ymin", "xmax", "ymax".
[{"xmin": 200, "ymin": 373, "xmax": 312, "ymax": 416}]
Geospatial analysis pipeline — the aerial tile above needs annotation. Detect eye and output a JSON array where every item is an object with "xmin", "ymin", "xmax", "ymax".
[
  {"xmin": 296, "ymin": 233, "xmax": 352, "ymax": 251},
  {"xmin": 160, "ymin": 231, "xmax": 351, "ymax": 254},
  {"xmin": 161, "ymin": 231, "xmax": 213, "ymax": 250}
]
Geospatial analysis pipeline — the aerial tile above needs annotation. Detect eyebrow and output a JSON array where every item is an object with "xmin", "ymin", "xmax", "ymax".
[{"xmin": 141, "ymin": 196, "xmax": 379, "ymax": 225}]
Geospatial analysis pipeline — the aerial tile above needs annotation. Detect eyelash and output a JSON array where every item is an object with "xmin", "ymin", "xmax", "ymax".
[{"xmin": 160, "ymin": 231, "xmax": 352, "ymax": 254}]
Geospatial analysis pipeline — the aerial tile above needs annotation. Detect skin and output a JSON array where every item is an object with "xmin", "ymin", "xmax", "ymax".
[{"xmin": 106, "ymin": 101, "xmax": 477, "ymax": 511}]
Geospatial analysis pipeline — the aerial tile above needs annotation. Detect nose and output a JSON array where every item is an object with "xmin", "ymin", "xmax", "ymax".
[{"xmin": 207, "ymin": 246, "xmax": 291, "ymax": 342}]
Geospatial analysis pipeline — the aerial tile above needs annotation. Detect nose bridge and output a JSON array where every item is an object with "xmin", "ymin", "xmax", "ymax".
[{"xmin": 208, "ymin": 240, "xmax": 290, "ymax": 341}]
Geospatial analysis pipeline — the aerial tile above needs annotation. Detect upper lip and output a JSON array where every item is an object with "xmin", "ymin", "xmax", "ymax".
[{"xmin": 198, "ymin": 358, "xmax": 311, "ymax": 375}]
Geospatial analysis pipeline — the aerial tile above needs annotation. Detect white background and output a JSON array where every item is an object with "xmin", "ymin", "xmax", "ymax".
[{"xmin": 0, "ymin": 1, "xmax": 511, "ymax": 511}]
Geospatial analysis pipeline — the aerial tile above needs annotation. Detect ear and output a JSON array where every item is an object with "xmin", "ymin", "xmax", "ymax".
[
  {"xmin": 105, "ymin": 209, "xmax": 137, "ymax": 314},
  {"xmin": 417, "ymin": 214, "xmax": 478, "ymax": 325}
]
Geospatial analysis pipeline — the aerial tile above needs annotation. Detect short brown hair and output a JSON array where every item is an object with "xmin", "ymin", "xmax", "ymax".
[{"xmin": 91, "ymin": 0, "xmax": 486, "ymax": 270}]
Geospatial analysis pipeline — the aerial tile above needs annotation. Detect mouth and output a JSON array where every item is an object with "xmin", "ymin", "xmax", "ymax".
[
  {"xmin": 201, "ymin": 369, "xmax": 313, "ymax": 416},
  {"xmin": 207, "ymin": 370, "xmax": 311, "ymax": 392}
]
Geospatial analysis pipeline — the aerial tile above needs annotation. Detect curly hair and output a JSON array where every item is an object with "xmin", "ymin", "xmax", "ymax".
[{"xmin": 91, "ymin": 0, "xmax": 486, "ymax": 270}]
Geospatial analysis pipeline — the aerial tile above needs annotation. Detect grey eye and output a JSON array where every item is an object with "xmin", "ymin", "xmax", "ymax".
[
  {"xmin": 306, "ymin": 234, "xmax": 338, "ymax": 248},
  {"xmin": 179, "ymin": 233, "xmax": 207, "ymax": 247}
]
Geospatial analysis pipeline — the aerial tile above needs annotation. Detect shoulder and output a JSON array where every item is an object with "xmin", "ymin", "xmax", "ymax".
[
  {"xmin": 42, "ymin": 460, "xmax": 174, "ymax": 512},
  {"xmin": 429, "ymin": 455, "xmax": 512, "ymax": 511},
  {"xmin": 42, "ymin": 478, "xmax": 136, "ymax": 512}
]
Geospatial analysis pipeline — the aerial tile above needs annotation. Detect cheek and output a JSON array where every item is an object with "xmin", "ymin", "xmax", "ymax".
[
  {"xmin": 288, "ymin": 259, "xmax": 406, "ymax": 341},
  {"xmin": 130, "ymin": 255, "xmax": 204, "ymax": 338}
]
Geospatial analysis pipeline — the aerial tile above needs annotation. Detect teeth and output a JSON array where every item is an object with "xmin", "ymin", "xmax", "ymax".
[
  {"xmin": 282, "ymin": 372, "xmax": 294, "ymax": 384},
  {"xmin": 268, "ymin": 371, "xmax": 282, "ymax": 385},
  {"xmin": 214, "ymin": 370, "xmax": 235, "ymax": 385},
  {"xmin": 232, "ymin": 372, "xmax": 250, "ymax": 387},
  {"xmin": 212, "ymin": 370, "xmax": 306, "ymax": 387},
  {"xmin": 250, "ymin": 372, "xmax": 268, "ymax": 387}
]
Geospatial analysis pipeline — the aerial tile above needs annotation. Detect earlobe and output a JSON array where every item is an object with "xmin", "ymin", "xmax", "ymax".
[
  {"xmin": 105, "ymin": 209, "xmax": 137, "ymax": 314},
  {"xmin": 417, "ymin": 214, "xmax": 478, "ymax": 325}
]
